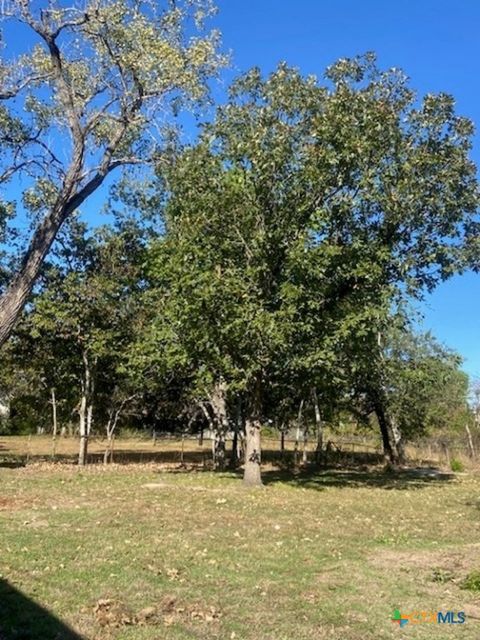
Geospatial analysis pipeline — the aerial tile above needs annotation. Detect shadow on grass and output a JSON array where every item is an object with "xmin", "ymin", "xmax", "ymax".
[
  {"xmin": 0, "ymin": 446, "xmax": 384, "ymax": 467},
  {"xmin": 260, "ymin": 466, "xmax": 455, "ymax": 491},
  {"xmin": 0, "ymin": 458, "xmax": 26, "ymax": 469},
  {"xmin": 0, "ymin": 579, "xmax": 84, "ymax": 639},
  {"xmin": 0, "ymin": 444, "xmax": 453, "ymax": 492}
]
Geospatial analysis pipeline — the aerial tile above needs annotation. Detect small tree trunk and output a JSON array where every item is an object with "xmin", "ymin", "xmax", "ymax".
[
  {"xmin": 104, "ymin": 395, "xmax": 135, "ymax": 464},
  {"xmin": 87, "ymin": 403, "xmax": 93, "ymax": 437},
  {"xmin": 211, "ymin": 431, "xmax": 217, "ymax": 467},
  {"xmin": 231, "ymin": 425, "xmax": 239, "ymax": 468},
  {"xmin": 78, "ymin": 391, "xmax": 88, "ymax": 466},
  {"xmin": 104, "ymin": 413, "xmax": 114, "ymax": 464},
  {"xmin": 443, "ymin": 442, "xmax": 451, "ymax": 468},
  {"xmin": 198, "ymin": 426, "xmax": 204, "ymax": 446},
  {"xmin": 465, "ymin": 424, "xmax": 476, "ymax": 458},
  {"xmin": 180, "ymin": 432, "xmax": 185, "ymax": 465},
  {"xmin": 78, "ymin": 352, "xmax": 92, "ymax": 466},
  {"xmin": 214, "ymin": 432, "xmax": 226, "ymax": 470},
  {"xmin": 210, "ymin": 379, "xmax": 229, "ymax": 471},
  {"xmin": 373, "ymin": 396, "xmax": 403, "ymax": 466},
  {"xmin": 230, "ymin": 397, "xmax": 243, "ymax": 468},
  {"xmin": 51, "ymin": 387, "xmax": 58, "ymax": 458},
  {"xmin": 302, "ymin": 422, "xmax": 309, "ymax": 466},
  {"xmin": 312, "ymin": 388, "xmax": 323, "ymax": 464},
  {"xmin": 243, "ymin": 381, "xmax": 263, "ymax": 486},
  {"xmin": 294, "ymin": 399, "xmax": 304, "ymax": 468},
  {"xmin": 103, "ymin": 434, "xmax": 114, "ymax": 464}
]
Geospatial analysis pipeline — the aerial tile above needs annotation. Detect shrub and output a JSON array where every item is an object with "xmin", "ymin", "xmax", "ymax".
[
  {"xmin": 461, "ymin": 571, "xmax": 480, "ymax": 591},
  {"xmin": 450, "ymin": 458, "xmax": 464, "ymax": 472}
]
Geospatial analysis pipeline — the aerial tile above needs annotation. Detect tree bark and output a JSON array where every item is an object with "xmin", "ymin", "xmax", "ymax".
[
  {"xmin": 465, "ymin": 424, "xmax": 476, "ymax": 459},
  {"xmin": 78, "ymin": 390, "xmax": 88, "ymax": 466},
  {"xmin": 302, "ymin": 420, "xmax": 309, "ymax": 466},
  {"xmin": 294, "ymin": 399, "xmax": 304, "ymax": 468},
  {"xmin": 243, "ymin": 381, "xmax": 263, "ymax": 486},
  {"xmin": 312, "ymin": 388, "xmax": 323, "ymax": 465},
  {"xmin": 210, "ymin": 379, "xmax": 229, "ymax": 471},
  {"xmin": 104, "ymin": 395, "xmax": 136, "ymax": 464},
  {"xmin": 51, "ymin": 387, "xmax": 58, "ymax": 458},
  {"xmin": 229, "ymin": 398, "xmax": 243, "ymax": 468},
  {"xmin": 78, "ymin": 351, "xmax": 92, "ymax": 466},
  {"xmin": 373, "ymin": 397, "xmax": 403, "ymax": 466},
  {"xmin": 104, "ymin": 435, "xmax": 114, "ymax": 464}
]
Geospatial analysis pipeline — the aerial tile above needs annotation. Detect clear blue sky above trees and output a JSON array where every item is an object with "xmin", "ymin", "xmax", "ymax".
[{"xmin": 4, "ymin": 0, "xmax": 480, "ymax": 376}]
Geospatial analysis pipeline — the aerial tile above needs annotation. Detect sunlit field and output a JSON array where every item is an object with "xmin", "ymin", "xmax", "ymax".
[{"xmin": 1, "ymin": 437, "xmax": 480, "ymax": 639}]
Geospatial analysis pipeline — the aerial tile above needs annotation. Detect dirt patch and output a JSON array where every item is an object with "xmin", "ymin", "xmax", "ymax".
[
  {"xmin": 0, "ymin": 496, "xmax": 18, "ymax": 510},
  {"xmin": 370, "ymin": 543, "xmax": 480, "ymax": 580}
]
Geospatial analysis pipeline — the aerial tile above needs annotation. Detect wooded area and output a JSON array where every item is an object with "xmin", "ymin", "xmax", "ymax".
[{"xmin": 0, "ymin": 1, "xmax": 479, "ymax": 489}]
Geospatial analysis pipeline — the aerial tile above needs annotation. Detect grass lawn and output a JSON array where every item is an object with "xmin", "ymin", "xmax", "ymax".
[{"xmin": 1, "ymin": 442, "xmax": 480, "ymax": 638}]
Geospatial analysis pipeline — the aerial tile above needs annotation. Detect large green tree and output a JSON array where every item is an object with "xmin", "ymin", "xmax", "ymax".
[
  {"xmin": 140, "ymin": 56, "xmax": 479, "ymax": 485},
  {"xmin": 0, "ymin": 0, "xmax": 225, "ymax": 346}
]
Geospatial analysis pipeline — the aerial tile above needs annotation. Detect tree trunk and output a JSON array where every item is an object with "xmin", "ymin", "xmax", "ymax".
[
  {"xmin": 302, "ymin": 421, "xmax": 309, "ymax": 466},
  {"xmin": 465, "ymin": 424, "xmax": 476, "ymax": 458},
  {"xmin": 231, "ymin": 425, "xmax": 239, "ymax": 468},
  {"xmin": 0, "ymin": 208, "xmax": 68, "ymax": 347},
  {"xmin": 294, "ymin": 399, "xmax": 304, "ymax": 468},
  {"xmin": 243, "ymin": 382, "xmax": 263, "ymax": 486},
  {"xmin": 78, "ymin": 390, "xmax": 88, "ymax": 466},
  {"xmin": 373, "ymin": 398, "xmax": 403, "ymax": 466},
  {"xmin": 87, "ymin": 403, "xmax": 93, "ymax": 438},
  {"xmin": 51, "ymin": 387, "xmax": 58, "ymax": 458},
  {"xmin": 210, "ymin": 379, "xmax": 229, "ymax": 471},
  {"xmin": 0, "ymin": 167, "xmax": 86, "ymax": 348},
  {"xmin": 0, "ymin": 130, "xmax": 122, "ymax": 349},
  {"xmin": 104, "ymin": 413, "xmax": 115, "ymax": 464},
  {"xmin": 230, "ymin": 398, "xmax": 243, "ymax": 468},
  {"xmin": 372, "ymin": 333, "xmax": 405, "ymax": 466},
  {"xmin": 312, "ymin": 388, "xmax": 323, "ymax": 464},
  {"xmin": 103, "ymin": 434, "xmax": 114, "ymax": 464},
  {"xmin": 78, "ymin": 352, "xmax": 92, "ymax": 466},
  {"xmin": 104, "ymin": 396, "xmax": 135, "ymax": 464}
]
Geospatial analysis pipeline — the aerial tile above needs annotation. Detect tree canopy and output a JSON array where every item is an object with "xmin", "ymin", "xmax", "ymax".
[{"xmin": 127, "ymin": 56, "xmax": 479, "ymax": 483}]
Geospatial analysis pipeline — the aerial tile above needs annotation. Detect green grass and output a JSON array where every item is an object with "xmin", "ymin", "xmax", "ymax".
[{"xmin": 1, "ymin": 462, "xmax": 480, "ymax": 639}]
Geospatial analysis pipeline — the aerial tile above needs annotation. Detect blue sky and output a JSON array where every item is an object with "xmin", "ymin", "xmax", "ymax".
[
  {"xmin": 3, "ymin": 1, "xmax": 480, "ymax": 377},
  {"xmin": 214, "ymin": 0, "xmax": 480, "ymax": 379}
]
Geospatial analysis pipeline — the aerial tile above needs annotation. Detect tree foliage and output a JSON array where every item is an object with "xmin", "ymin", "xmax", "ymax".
[{"xmin": 130, "ymin": 56, "xmax": 479, "ymax": 482}]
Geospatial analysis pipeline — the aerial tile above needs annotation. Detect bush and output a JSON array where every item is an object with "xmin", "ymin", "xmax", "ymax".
[
  {"xmin": 461, "ymin": 571, "xmax": 480, "ymax": 591},
  {"xmin": 430, "ymin": 568, "xmax": 454, "ymax": 584},
  {"xmin": 450, "ymin": 458, "xmax": 464, "ymax": 472}
]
